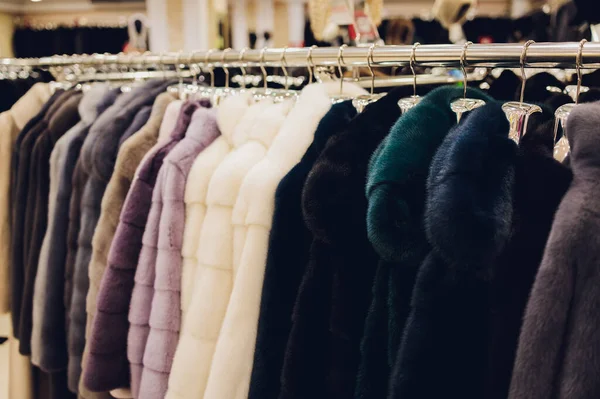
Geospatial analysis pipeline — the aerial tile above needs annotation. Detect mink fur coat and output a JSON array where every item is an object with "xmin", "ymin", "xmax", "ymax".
[
  {"xmin": 388, "ymin": 103, "xmax": 571, "ymax": 399},
  {"xmin": 509, "ymin": 102, "xmax": 600, "ymax": 399},
  {"xmin": 85, "ymin": 100, "xmax": 195, "ymax": 396},
  {"xmin": 278, "ymin": 87, "xmax": 407, "ymax": 399},
  {"xmin": 356, "ymin": 87, "xmax": 491, "ymax": 399}
]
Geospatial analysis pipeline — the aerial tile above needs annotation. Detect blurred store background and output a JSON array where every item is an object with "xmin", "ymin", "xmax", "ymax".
[{"xmin": 0, "ymin": 0, "xmax": 598, "ymax": 58}]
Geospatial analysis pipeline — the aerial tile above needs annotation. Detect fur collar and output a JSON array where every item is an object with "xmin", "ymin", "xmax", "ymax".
[
  {"xmin": 11, "ymin": 82, "xmax": 52, "ymax": 129},
  {"xmin": 159, "ymin": 100, "xmax": 183, "ymax": 141},
  {"xmin": 217, "ymin": 92, "xmax": 253, "ymax": 145},
  {"xmin": 79, "ymin": 84, "xmax": 111, "ymax": 125},
  {"xmin": 425, "ymin": 101, "xmax": 517, "ymax": 275},
  {"xmin": 366, "ymin": 86, "xmax": 492, "ymax": 262},
  {"xmin": 265, "ymin": 82, "xmax": 366, "ymax": 170}
]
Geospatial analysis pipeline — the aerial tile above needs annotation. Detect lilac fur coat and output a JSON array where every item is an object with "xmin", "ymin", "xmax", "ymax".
[{"xmin": 129, "ymin": 106, "xmax": 219, "ymax": 399}]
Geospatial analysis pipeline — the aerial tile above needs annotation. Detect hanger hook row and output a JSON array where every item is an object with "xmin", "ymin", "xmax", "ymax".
[
  {"xmin": 460, "ymin": 41, "xmax": 473, "ymax": 99},
  {"xmin": 367, "ymin": 43, "xmax": 377, "ymax": 95},
  {"xmin": 576, "ymin": 39, "xmax": 587, "ymax": 104},
  {"xmin": 410, "ymin": 42, "xmax": 421, "ymax": 97},
  {"xmin": 519, "ymin": 40, "xmax": 535, "ymax": 104}
]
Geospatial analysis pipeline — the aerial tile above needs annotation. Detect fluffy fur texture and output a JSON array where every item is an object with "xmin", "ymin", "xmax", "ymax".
[
  {"xmin": 80, "ymin": 92, "xmax": 176, "ymax": 392},
  {"xmin": 484, "ymin": 112, "xmax": 572, "ymax": 399},
  {"xmin": 11, "ymin": 89, "xmax": 69, "ymax": 339},
  {"xmin": 63, "ymin": 89, "xmax": 120, "ymax": 379},
  {"xmin": 177, "ymin": 94, "xmax": 250, "ymax": 327},
  {"xmin": 0, "ymin": 82, "xmax": 51, "ymax": 399},
  {"xmin": 135, "ymin": 106, "xmax": 220, "ymax": 399},
  {"xmin": 86, "ymin": 100, "xmax": 202, "ymax": 394},
  {"xmin": 388, "ymin": 102, "xmax": 516, "ymax": 399},
  {"xmin": 357, "ymin": 87, "xmax": 491, "ymax": 399},
  {"xmin": 199, "ymin": 82, "xmax": 366, "ymax": 399},
  {"xmin": 278, "ymin": 87, "xmax": 400, "ymax": 399},
  {"xmin": 247, "ymin": 101, "xmax": 357, "ymax": 399},
  {"xmin": 20, "ymin": 91, "xmax": 83, "ymax": 357},
  {"xmin": 166, "ymin": 94, "xmax": 290, "ymax": 399},
  {"xmin": 68, "ymin": 80, "xmax": 169, "ymax": 395},
  {"xmin": 509, "ymin": 102, "xmax": 600, "ymax": 399},
  {"xmin": 31, "ymin": 84, "xmax": 110, "ymax": 372},
  {"xmin": 0, "ymin": 82, "xmax": 51, "ymax": 315}
]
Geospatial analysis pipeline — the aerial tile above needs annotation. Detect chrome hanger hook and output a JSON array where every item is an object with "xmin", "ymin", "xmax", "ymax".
[
  {"xmin": 460, "ymin": 41, "xmax": 472, "ymax": 99},
  {"xmin": 188, "ymin": 50, "xmax": 202, "ymax": 87},
  {"xmin": 238, "ymin": 47, "xmax": 248, "ymax": 89},
  {"xmin": 205, "ymin": 49, "xmax": 215, "ymax": 88},
  {"xmin": 307, "ymin": 45, "xmax": 317, "ymax": 84},
  {"xmin": 222, "ymin": 47, "xmax": 231, "ymax": 89},
  {"xmin": 410, "ymin": 42, "xmax": 421, "ymax": 97},
  {"xmin": 338, "ymin": 44, "xmax": 348, "ymax": 95},
  {"xmin": 260, "ymin": 47, "xmax": 268, "ymax": 90},
  {"xmin": 159, "ymin": 52, "xmax": 167, "ymax": 80},
  {"xmin": 519, "ymin": 40, "xmax": 535, "ymax": 104},
  {"xmin": 280, "ymin": 46, "xmax": 289, "ymax": 90},
  {"xmin": 367, "ymin": 43, "xmax": 377, "ymax": 95},
  {"xmin": 576, "ymin": 39, "xmax": 587, "ymax": 104},
  {"xmin": 176, "ymin": 50, "xmax": 184, "ymax": 86}
]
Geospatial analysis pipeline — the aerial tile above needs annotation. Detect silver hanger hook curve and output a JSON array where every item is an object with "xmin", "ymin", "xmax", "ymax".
[
  {"xmin": 410, "ymin": 42, "xmax": 421, "ymax": 97},
  {"xmin": 460, "ymin": 41, "xmax": 472, "ymax": 99},
  {"xmin": 260, "ymin": 47, "xmax": 268, "ymax": 90},
  {"xmin": 367, "ymin": 43, "xmax": 377, "ymax": 95},
  {"xmin": 576, "ymin": 39, "xmax": 587, "ymax": 104},
  {"xmin": 337, "ymin": 44, "xmax": 347, "ymax": 95},
  {"xmin": 238, "ymin": 47, "xmax": 248, "ymax": 89},
  {"xmin": 222, "ymin": 48, "xmax": 231, "ymax": 89},
  {"xmin": 519, "ymin": 40, "xmax": 535, "ymax": 104},
  {"xmin": 307, "ymin": 45, "xmax": 317, "ymax": 84},
  {"xmin": 280, "ymin": 46, "xmax": 289, "ymax": 90}
]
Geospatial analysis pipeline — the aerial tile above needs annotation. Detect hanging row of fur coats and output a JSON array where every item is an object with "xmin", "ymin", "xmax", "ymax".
[{"xmin": 1, "ymin": 75, "xmax": 600, "ymax": 399}]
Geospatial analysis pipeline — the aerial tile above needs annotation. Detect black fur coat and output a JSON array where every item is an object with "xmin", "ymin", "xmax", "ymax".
[
  {"xmin": 279, "ymin": 88, "xmax": 408, "ymax": 399},
  {"xmin": 357, "ymin": 87, "xmax": 491, "ymax": 399},
  {"xmin": 389, "ymin": 103, "xmax": 571, "ymax": 399},
  {"xmin": 389, "ymin": 102, "xmax": 518, "ymax": 399}
]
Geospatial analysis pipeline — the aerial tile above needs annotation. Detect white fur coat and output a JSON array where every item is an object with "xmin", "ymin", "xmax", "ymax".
[
  {"xmin": 203, "ymin": 82, "xmax": 366, "ymax": 399},
  {"xmin": 166, "ymin": 96, "xmax": 292, "ymax": 399}
]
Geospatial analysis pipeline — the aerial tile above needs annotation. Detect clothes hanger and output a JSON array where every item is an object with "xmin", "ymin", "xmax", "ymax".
[
  {"xmin": 328, "ymin": 44, "xmax": 360, "ymax": 104},
  {"xmin": 554, "ymin": 39, "xmax": 587, "ymax": 162},
  {"xmin": 352, "ymin": 43, "xmax": 386, "ymax": 112},
  {"xmin": 398, "ymin": 42, "xmax": 422, "ymax": 113},
  {"xmin": 502, "ymin": 40, "xmax": 542, "ymax": 145},
  {"xmin": 450, "ymin": 41, "xmax": 485, "ymax": 122},
  {"xmin": 267, "ymin": 46, "xmax": 299, "ymax": 102}
]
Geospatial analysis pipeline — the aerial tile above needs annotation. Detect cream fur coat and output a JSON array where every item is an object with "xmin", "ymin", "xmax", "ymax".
[
  {"xmin": 204, "ymin": 82, "xmax": 366, "ymax": 399},
  {"xmin": 166, "ymin": 96, "xmax": 292, "ymax": 399},
  {"xmin": 0, "ymin": 82, "xmax": 51, "ymax": 399}
]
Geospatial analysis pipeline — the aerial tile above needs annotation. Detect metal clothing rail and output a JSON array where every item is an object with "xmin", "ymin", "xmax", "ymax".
[{"xmin": 2, "ymin": 42, "xmax": 600, "ymax": 69}]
